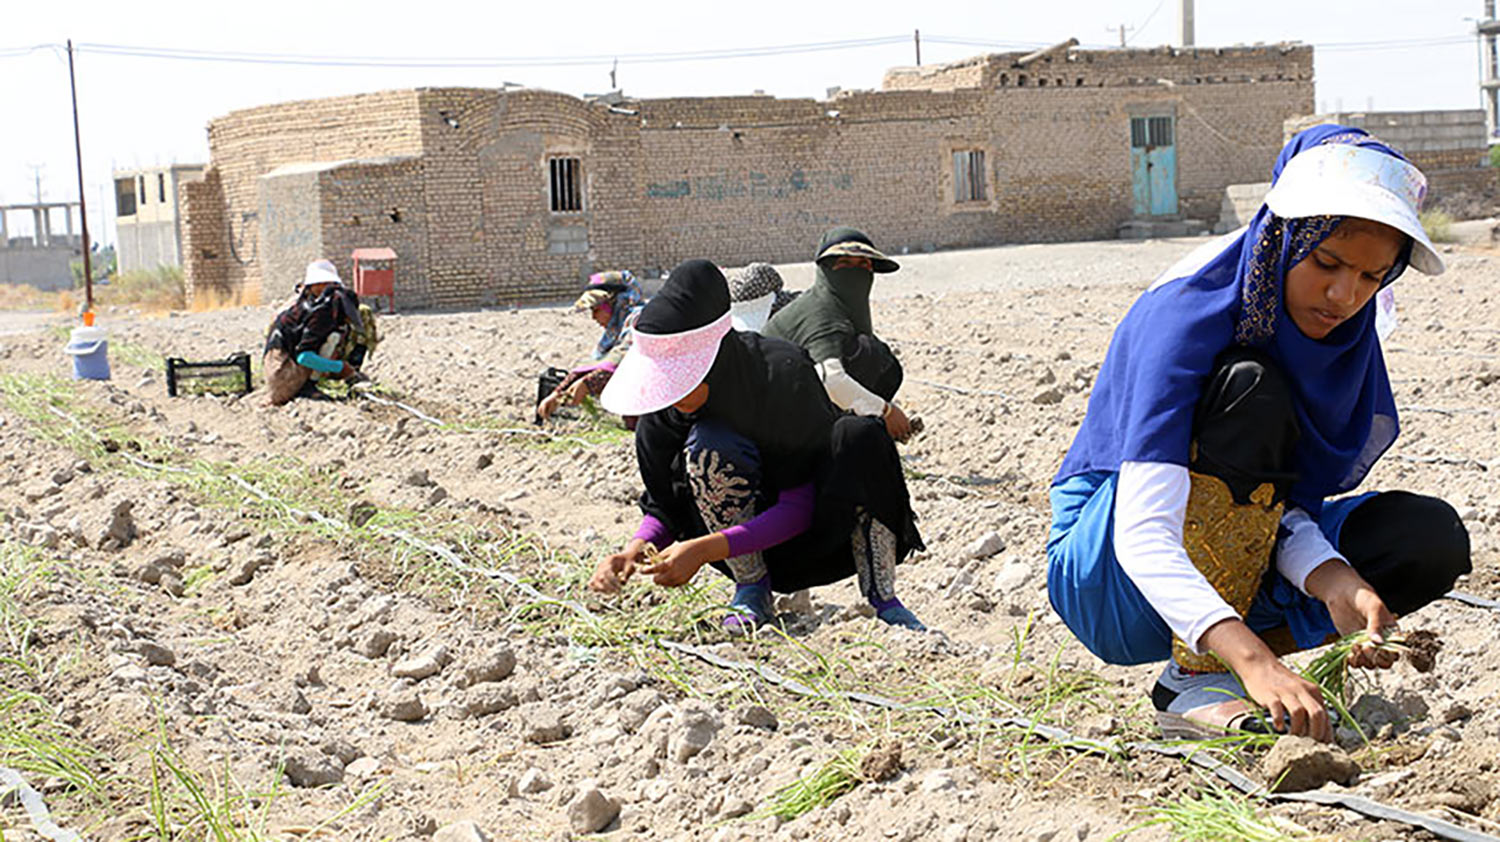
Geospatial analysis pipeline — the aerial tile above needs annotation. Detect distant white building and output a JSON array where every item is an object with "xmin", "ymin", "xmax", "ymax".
[{"xmin": 114, "ymin": 164, "xmax": 205, "ymax": 274}]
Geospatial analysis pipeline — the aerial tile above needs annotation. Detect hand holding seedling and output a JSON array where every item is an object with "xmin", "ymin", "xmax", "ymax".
[
  {"xmin": 1304, "ymin": 560, "xmax": 1399, "ymax": 670},
  {"xmin": 588, "ymin": 539, "xmax": 648, "ymax": 594},
  {"xmin": 1203, "ymin": 619, "xmax": 1334, "ymax": 742},
  {"xmin": 635, "ymin": 534, "xmax": 728, "ymax": 587}
]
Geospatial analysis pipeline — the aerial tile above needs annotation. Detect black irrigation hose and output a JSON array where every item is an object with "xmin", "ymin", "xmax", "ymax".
[{"xmin": 657, "ymin": 638, "xmax": 1500, "ymax": 842}]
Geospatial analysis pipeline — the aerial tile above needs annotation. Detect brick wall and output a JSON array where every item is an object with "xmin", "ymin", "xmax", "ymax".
[
  {"xmin": 180, "ymin": 169, "xmax": 227, "ymax": 304},
  {"xmin": 187, "ymin": 46, "xmax": 1312, "ymax": 307},
  {"xmin": 318, "ymin": 158, "xmax": 429, "ymax": 309},
  {"xmin": 202, "ymin": 89, "xmax": 424, "ymax": 301}
]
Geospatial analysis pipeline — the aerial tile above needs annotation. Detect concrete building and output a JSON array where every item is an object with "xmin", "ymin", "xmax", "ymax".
[
  {"xmin": 181, "ymin": 42, "xmax": 1314, "ymax": 308},
  {"xmin": 114, "ymin": 164, "xmax": 206, "ymax": 274},
  {"xmin": 0, "ymin": 201, "xmax": 84, "ymax": 290}
]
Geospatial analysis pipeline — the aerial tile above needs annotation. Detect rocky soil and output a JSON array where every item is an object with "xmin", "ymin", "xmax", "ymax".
[{"xmin": 0, "ymin": 236, "xmax": 1496, "ymax": 841}]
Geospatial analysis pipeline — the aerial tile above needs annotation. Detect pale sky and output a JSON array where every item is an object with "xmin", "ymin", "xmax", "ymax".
[{"xmin": 0, "ymin": 0, "xmax": 1482, "ymax": 245}]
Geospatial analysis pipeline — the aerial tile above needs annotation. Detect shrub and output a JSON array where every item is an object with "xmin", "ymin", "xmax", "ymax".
[{"xmin": 1420, "ymin": 209, "xmax": 1455, "ymax": 244}]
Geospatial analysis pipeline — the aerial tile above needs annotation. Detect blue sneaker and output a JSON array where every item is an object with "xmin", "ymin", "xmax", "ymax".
[
  {"xmin": 874, "ymin": 600, "xmax": 927, "ymax": 631},
  {"xmin": 723, "ymin": 578, "xmax": 775, "ymax": 634}
]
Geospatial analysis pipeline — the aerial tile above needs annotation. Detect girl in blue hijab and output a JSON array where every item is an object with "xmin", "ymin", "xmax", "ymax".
[{"xmin": 1048, "ymin": 126, "xmax": 1470, "ymax": 743}]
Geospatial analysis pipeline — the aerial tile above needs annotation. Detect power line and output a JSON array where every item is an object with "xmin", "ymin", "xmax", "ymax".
[
  {"xmin": 1124, "ymin": 0, "xmax": 1169, "ymax": 46},
  {"xmin": 0, "ymin": 31, "xmax": 1476, "ymax": 70}
]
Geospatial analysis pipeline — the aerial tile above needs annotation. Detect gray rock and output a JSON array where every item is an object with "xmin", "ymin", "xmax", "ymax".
[
  {"xmin": 460, "ymin": 685, "xmax": 518, "ymax": 719},
  {"xmin": 1032, "ymin": 387, "xmax": 1064, "ymax": 405},
  {"xmin": 404, "ymin": 468, "xmax": 432, "ymax": 487},
  {"xmin": 284, "ymin": 753, "xmax": 344, "ymax": 788},
  {"xmin": 991, "ymin": 560, "xmax": 1032, "ymax": 593},
  {"xmin": 1349, "ymin": 694, "xmax": 1402, "ymax": 731},
  {"xmin": 734, "ymin": 705, "xmax": 779, "ymax": 731},
  {"xmin": 518, "ymin": 703, "xmax": 570, "ymax": 744},
  {"xmin": 98, "ymin": 499, "xmax": 137, "ymax": 549},
  {"xmin": 275, "ymin": 686, "xmax": 312, "ymax": 715},
  {"xmin": 618, "ymin": 688, "xmax": 666, "ymax": 731},
  {"xmin": 1440, "ymin": 700, "xmax": 1473, "ymax": 724},
  {"xmin": 321, "ymin": 738, "xmax": 363, "ymax": 764},
  {"xmin": 1077, "ymin": 713, "xmax": 1117, "ymax": 739},
  {"xmin": 393, "ymin": 646, "xmax": 450, "ymax": 680},
  {"xmin": 566, "ymin": 785, "xmax": 620, "ymax": 834},
  {"xmin": 965, "ymin": 531, "xmax": 1005, "ymax": 559},
  {"xmin": 381, "ymin": 691, "xmax": 429, "ymax": 722},
  {"xmin": 1261, "ymin": 735, "xmax": 1360, "ymax": 792},
  {"xmin": 228, "ymin": 552, "xmax": 272, "ymax": 586},
  {"xmin": 137, "ymin": 641, "xmax": 176, "ymax": 667},
  {"xmin": 432, "ymin": 820, "xmax": 491, "ymax": 842},
  {"xmin": 357, "ymin": 629, "xmax": 398, "ymax": 659},
  {"xmin": 426, "ymin": 486, "xmax": 449, "ymax": 506},
  {"xmin": 516, "ymin": 767, "xmax": 552, "ymax": 794},
  {"xmin": 460, "ymin": 645, "xmax": 516, "ymax": 686},
  {"xmin": 668, "ymin": 702, "xmax": 722, "ymax": 763}
]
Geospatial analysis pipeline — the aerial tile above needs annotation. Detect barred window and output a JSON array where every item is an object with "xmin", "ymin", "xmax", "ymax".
[
  {"xmin": 548, "ymin": 157, "xmax": 583, "ymax": 213},
  {"xmin": 1130, "ymin": 116, "xmax": 1174, "ymax": 148},
  {"xmin": 952, "ymin": 149, "xmax": 987, "ymax": 203}
]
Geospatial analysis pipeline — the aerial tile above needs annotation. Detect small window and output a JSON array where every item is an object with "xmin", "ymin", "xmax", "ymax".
[
  {"xmin": 1131, "ymin": 116, "xmax": 1174, "ymax": 148},
  {"xmin": 137, "ymin": 176, "xmax": 146, "ymax": 204},
  {"xmin": 952, "ymin": 150, "xmax": 987, "ymax": 203},
  {"xmin": 548, "ymin": 157, "xmax": 583, "ymax": 213},
  {"xmin": 158, "ymin": 173, "xmax": 166, "ymax": 203},
  {"xmin": 115, "ymin": 178, "xmax": 136, "ymax": 217}
]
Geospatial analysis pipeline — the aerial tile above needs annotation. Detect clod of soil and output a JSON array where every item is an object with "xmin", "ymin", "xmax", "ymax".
[
  {"xmin": 1262, "ymin": 735, "xmax": 1360, "ymax": 793},
  {"xmin": 1401, "ymin": 629, "xmax": 1442, "ymax": 673},
  {"xmin": 860, "ymin": 741, "xmax": 904, "ymax": 782}
]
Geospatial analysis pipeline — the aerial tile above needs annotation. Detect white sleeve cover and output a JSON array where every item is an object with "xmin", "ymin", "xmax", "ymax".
[
  {"xmin": 814, "ymin": 357, "xmax": 888, "ymax": 417},
  {"xmin": 1276, "ymin": 507, "xmax": 1347, "ymax": 594},
  {"xmin": 1114, "ymin": 461, "xmax": 1240, "ymax": 654}
]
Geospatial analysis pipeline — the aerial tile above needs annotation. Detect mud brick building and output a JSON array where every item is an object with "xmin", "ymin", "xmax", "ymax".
[{"xmin": 182, "ymin": 43, "xmax": 1313, "ymax": 308}]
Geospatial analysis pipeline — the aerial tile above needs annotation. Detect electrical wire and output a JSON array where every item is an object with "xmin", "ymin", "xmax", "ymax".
[
  {"xmin": 0, "ymin": 30, "xmax": 1477, "ymax": 69},
  {"xmin": 1123, "ymin": 0, "xmax": 1169, "ymax": 46}
]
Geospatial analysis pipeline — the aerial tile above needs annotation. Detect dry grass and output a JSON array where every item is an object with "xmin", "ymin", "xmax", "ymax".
[{"xmin": 46, "ymin": 270, "xmax": 259, "ymax": 317}]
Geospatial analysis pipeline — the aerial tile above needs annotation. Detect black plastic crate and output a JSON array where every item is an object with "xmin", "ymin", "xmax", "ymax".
[{"xmin": 166, "ymin": 353, "xmax": 253, "ymax": 397}]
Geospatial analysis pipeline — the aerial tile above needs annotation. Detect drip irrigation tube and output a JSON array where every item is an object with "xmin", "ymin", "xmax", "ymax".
[
  {"xmin": 657, "ymin": 639, "xmax": 1500, "ymax": 842},
  {"xmin": 0, "ymin": 767, "xmax": 83, "ymax": 842}
]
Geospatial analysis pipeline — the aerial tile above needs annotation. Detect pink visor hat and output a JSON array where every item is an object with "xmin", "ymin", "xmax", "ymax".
[{"xmin": 600, "ymin": 310, "xmax": 733, "ymax": 416}]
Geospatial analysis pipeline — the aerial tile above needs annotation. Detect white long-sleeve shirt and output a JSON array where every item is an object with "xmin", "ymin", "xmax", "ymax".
[
  {"xmin": 814, "ymin": 357, "xmax": 889, "ymax": 417},
  {"xmin": 1114, "ymin": 461, "xmax": 1348, "ymax": 654}
]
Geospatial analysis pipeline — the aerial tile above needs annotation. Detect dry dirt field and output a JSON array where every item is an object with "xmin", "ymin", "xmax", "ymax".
[{"xmin": 0, "ymin": 236, "xmax": 1497, "ymax": 842}]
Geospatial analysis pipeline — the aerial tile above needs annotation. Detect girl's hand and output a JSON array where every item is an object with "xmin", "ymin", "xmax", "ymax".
[
  {"xmin": 638, "ymin": 539, "xmax": 710, "ymax": 587},
  {"xmin": 589, "ymin": 540, "xmax": 647, "ymax": 594},
  {"xmin": 1238, "ymin": 655, "xmax": 1334, "ymax": 743},
  {"xmin": 567, "ymin": 378, "xmax": 592, "ymax": 405},
  {"xmin": 1305, "ymin": 560, "xmax": 1399, "ymax": 670},
  {"xmin": 638, "ymin": 534, "xmax": 729, "ymax": 588}
]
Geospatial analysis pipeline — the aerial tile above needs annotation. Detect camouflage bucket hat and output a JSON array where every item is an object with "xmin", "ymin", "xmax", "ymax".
[{"xmin": 814, "ymin": 227, "xmax": 900, "ymax": 274}]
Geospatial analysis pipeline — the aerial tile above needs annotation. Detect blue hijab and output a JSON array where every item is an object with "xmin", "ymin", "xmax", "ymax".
[{"xmin": 1056, "ymin": 126, "xmax": 1413, "ymax": 514}]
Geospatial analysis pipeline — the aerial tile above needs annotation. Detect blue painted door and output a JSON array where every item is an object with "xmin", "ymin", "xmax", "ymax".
[{"xmin": 1130, "ymin": 116, "xmax": 1178, "ymax": 216}]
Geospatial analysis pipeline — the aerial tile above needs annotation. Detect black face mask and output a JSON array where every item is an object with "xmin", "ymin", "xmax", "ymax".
[{"xmin": 817, "ymin": 263, "xmax": 875, "ymax": 335}]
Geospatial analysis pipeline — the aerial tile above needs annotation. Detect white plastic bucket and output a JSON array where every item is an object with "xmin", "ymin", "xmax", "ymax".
[{"xmin": 63, "ymin": 325, "xmax": 111, "ymax": 381}]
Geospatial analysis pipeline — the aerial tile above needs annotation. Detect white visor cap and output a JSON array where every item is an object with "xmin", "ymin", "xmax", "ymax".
[{"xmin": 1263, "ymin": 143, "xmax": 1444, "ymax": 276}]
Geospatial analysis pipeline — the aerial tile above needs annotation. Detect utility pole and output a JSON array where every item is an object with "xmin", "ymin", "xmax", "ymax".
[
  {"xmin": 67, "ymin": 39, "xmax": 93, "ymax": 312},
  {"xmin": 1178, "ymin": 0, "xmax": 1195, "ymax": 47},
  {"xmin": 1107, "ymin": 23, "xmax": 1133, "ymax": 47},
  {"xmin": 914, "ymin": 29, "xmax": 921, "ymax": 66},
  {"xmin": 609, "ymin": 57, "xmax": 617, "ymax": 90},
  {"xmin": 28, "ymin": 164, "xmax": 43, "ymax": 203}
]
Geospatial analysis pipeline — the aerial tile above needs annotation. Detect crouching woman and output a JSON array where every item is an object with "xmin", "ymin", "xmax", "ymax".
[
  {"xmin": 587, "ymin": 260, "xmax": 928, "ymax": 632},
  {"xmin": 1047, "ymin": 127, "xmax": 1470, "ymax": 742}
]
